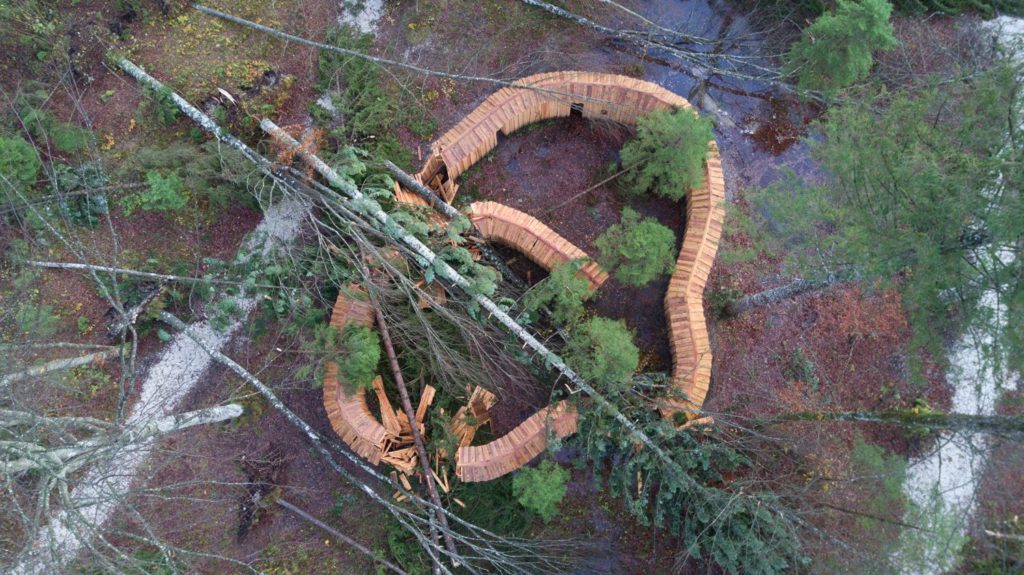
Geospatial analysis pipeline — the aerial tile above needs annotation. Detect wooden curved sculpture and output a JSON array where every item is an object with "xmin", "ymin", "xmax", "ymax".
[
  {"xmin": 468, "ymin": 201, "xmax": 608, "ymax": 290},
  {"xmin": 376, "ymin": 70, "xmax": 723, "ymax": 482}
]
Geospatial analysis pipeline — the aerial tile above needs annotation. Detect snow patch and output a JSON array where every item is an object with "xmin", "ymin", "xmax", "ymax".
[{"xmin": 338, "ymin": 0, "xmax": 385, "ymax": 35}]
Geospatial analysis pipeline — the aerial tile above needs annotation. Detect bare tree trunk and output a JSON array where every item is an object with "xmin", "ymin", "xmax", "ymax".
[
  {"xmin": 1, "ymin": 404, "xmax": 242, "ymax": 475},
  {"xmin": 761, "ymin": 410, "xmax": 1024, "ymax": 436},
  {"xmin": 1, "ymin": 347, "xmax": 121, "ymax": 389},
  {"xmin": 261, "ymin": 119, "xmax": 732, "ymax": 503},
  {"xmin": 729, "ymin": 274, "xmax": 847, "ymax": 315},
  {"xmin": 276, "ymin": 498, "xmax": 409, "ymax": 575},
  {"xmin": 112, "ymin": 57, "xmax": 780, "ymax": 563},
  {"xmin": 28, "ymin": 260, "xmax": 277, "ymax": 289}
]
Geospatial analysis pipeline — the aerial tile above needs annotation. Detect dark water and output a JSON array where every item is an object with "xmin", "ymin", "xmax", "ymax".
[{"xmin": 631, "ymin": 0, "xmax": 823, "ymax": 191}]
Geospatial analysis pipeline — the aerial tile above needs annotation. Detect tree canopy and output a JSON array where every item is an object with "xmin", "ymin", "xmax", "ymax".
[
  {"xmin": 595, "ymin": 207, "xmax": 677, "ymax": 287},
  {"xmin": 753, "ymin": 62, "xmax": 1024, "ymax": 365},
  {"xmin": 785, "ymin": 0, "xmax": 898, "ymax": 95},
  {"xmin": 619, "ymin": 107, "xmax": 713, "ymax": 201}
]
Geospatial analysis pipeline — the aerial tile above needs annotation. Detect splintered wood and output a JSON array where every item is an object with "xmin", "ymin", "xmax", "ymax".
[{"xmin": 447, "ymin": 386, "xmax": 498, "ymax": 449}]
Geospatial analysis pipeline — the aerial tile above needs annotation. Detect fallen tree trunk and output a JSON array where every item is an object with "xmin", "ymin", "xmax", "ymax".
[
  {"xmin": 114, "ymin": 55, "xmax": 788, "ymax": 566},
  {"xmin": 0, "ymin": 347, "xmax": 121, "ymax": 389},
  {"xmin": 262, "ymin": 119, "xmax": 726, "ymax": 497},
  {"xmin": 724, "ymin": 276, "xmax": 844, "ymax": 317},
  {"xmin": 1, "ymin": 404, "xmax": 243, "ymax": 475},
  {"xmin": 763, "ymin": 410, "xmax": 1024, "ymax": 436},
  {"xmin": 28, "ymin": 260, "xmax": 278, "ymax": 290},
  {"xmin": 157, "ymin": 312, "xmax": 452, "ymax": 572}
]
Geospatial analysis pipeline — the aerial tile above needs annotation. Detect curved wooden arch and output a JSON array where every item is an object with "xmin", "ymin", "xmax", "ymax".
[
  {"xmin": 468, "ymin": 201, "xmax": 608, "ymax": 290},
  {"xmin": 322, "ymin": 285, "xmax": 394, "ymax": 465},
  {"xmin": 401, "ymin": 71, "xmax": 724, "ymax": 481}
]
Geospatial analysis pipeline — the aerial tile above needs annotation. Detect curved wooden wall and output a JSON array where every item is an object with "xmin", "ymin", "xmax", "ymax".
[
  {"xmin": 322, "ymin": 285, "xmax": 394, "ymax": 465},
  {"xmin": 455, "ymin": 400, "xmax": 578, "ymax": 482},
  {"xmin": 468, "ymin": 201, "xmax": 608, "ymax": 290}
]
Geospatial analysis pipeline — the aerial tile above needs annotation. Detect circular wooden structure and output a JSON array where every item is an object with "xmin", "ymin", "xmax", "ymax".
[{"xmin": 326, "ymin": 71, "xmax": 726, "ymax": 483}]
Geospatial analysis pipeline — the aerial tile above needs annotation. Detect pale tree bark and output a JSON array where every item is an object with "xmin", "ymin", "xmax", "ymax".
[
  {"xmin": 112, "ymin": 56, "xmax": 783, "ymax": 569},
  {"xmin": 261, "ymin": 119, "xmax": 749, "ymax": 504},
  {"xmin": 1, "ymin": 347, "xmax": 121, "ymax": 389},
  {"xmin": 159, "ymin": 312, "xmax": 575, "ymax": 574},
  {"xmin": 1, "ymin": 405, "xmax": 243, "ymax": 475}
]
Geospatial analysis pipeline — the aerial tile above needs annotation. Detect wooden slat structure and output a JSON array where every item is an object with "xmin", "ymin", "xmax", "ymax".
[
  {"xmin": 322, "ymin": 285, "xmax": 394, "ymax": 464},
  {"xmin": 454, "ymin": 400, "xmax": 578, "ymax": 482},
  {"xmin": 468, "ymin": 201, "xmax": 608, "ymax": 290},
  {"xmin": 661, "ymin": 143, "xmax": 725, "ymax": 420},
  {"xmin": 369, "ymin": 70, "xmax": 726, "ymax": 481}
]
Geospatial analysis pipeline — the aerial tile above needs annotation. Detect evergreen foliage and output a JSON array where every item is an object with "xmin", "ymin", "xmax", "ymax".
[
  {"xmin": 122, "ymin": 141, "xmax": 254, "ymax": 215},
  {"xmin": 0, "ymin": 135, "xmax": 41, "ymax": 191},
  {"xmin": 752, "ymin": 63, "xmax": 1024, "ymax": 368},
  {"xmin": 574, "ymin": 401, "xmax": 801, "ymax": 575},
  {"xmin": 786, "ymin": 0, "xmax": 898, "ymax": 96},
  {"xmin": 595, "ymin": 207, "xmax": 676, "ymax": 287},
  {"xmin": 120, "ymin": 171, "xmax": 187, "ymax": 215},
  {"xmin": 620, "ymin": 107, "xmax": 713, "ymax": 201},
  {"xmin": 53, "ymin": 161, "xmax": 109, "ymax": 226},
  {"xmin": 317, "ymin": 27, "xmax": 395, "ymax": 141},
  {"xmin": 564, "ymin": 317, "xmax": 639, "ymax": 395},
  {"xmin": 335, "ymin": 323, "xmax": 381, "ymax": 392},
  {"xmin": 511, "ymin": 460, "xmax": 570, "ymax": 523},
  {"xmin": 144, "ymin": 85, "xmax": 181, "ymax": 125},
  {"xmin": 522, "ymin": 258, "xmax": 592, "ymax": 325}
]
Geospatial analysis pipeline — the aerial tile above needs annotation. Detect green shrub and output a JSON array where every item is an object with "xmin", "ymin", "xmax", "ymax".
[
  {"xmin": 53, "ymin": 161, "xmax": 109, "ymax": 226},
  {"xmin": 121, "ymin": 171, "xmax": 188, "ymax": 215},
  {"xmin": 50, "ymin": 123, "xmax": 91, "ymax": 153},
  {"xmin": 512, "ymin": 460, "xmax": 570, "ymax": 523},
  {"xmin": 564, "ymin": 317, "xmax": 639, "ymax": 394},
  {"xmin": 595, "ymin": 207, "xmax": 676, "ymax": 287},
  {"xmin": 336, "ymin": 323, "xmax": 381, "ymax": 392},
  {"xmin": 786, "ymin": 0, "xmax": 898, "ymax": 96},
  {"xmin": 144, "ymin": 85, "xmax": 180, "ymax": 125},
  {"xmin": 620, "ymin": 107, "xmax": 713, "ymax": 201},
  {"xmin": 523, "ymin": 258, "xmax": 592, "ymax": 325},
  {"xmin": 0, "ymin": 135, "xmax": 42, "ymax": 190},
  {"xmin": 15, "ymin": 301, "xmax": 60, "ymax": 338}
]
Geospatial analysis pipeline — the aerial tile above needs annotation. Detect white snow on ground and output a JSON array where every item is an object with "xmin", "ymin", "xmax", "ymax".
[
  {"xmin": 338, "ymin": 0, "xmax": 385, "ymax": 34},
  {"xmin": 894, "ymin": 17, "xmax": 1024, "ymax": 574},
  {"xmin": 13, "ymin": 196, "xmax": 309, "ymax": 574}
]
